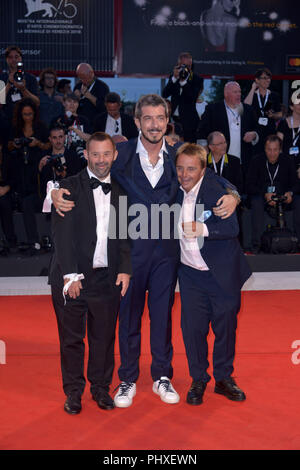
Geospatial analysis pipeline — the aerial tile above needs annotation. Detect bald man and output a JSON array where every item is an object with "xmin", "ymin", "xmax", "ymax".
[
  {"xmin": 198, "ymin": 81, "xmax": 259, "ymax": 177},
  {"xmin": 74, "ymin": 63, "xmax": 109, "ymax": 125}
]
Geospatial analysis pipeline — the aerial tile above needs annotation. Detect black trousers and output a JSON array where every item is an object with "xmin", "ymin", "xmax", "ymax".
[
  {"xmin": 0, "ymin": 193, "xmax": 16, "ymax": 244},
  {"xmin": 51, "ymin": 269, "xmax": 121, "ymax": 397}
]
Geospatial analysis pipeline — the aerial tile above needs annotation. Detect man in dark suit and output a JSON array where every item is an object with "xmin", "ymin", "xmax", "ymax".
[
  {"xmin": 198, "ymin": 81, "xmax": 259, "ymax": 176},
  {"xmin": 49, "ymin": 132, "xmax": 131, "ymax": 415},
  {"xmin": 246, "ymin": 134, "xmax": 298, "ymax": 253},
  {"xmin": 175, "ymin": 143, "xmax": 251, "ymax": 405},
  {"xmin": 74, "ymin": 63, "xmax": 109, "ymax": 125},
  {"xmin": 93, "ymin": 92, "xmax": 138, "ymax": 140},
  {"xmin": 162, "ymin": 52, "xmax": 203, "ymax": 143},
  {"xmin": 49, "ymin": 95, "xmax": 240, "ymax": 408}
]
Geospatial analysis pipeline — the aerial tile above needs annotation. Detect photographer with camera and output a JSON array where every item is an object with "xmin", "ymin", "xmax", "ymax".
[
  {"xmin": 162, "ymin": 52, "xmax": 203, "ymax": 143},
  {"xmin": 7, "ymin": 98, "xmax": 50, "ymax": 254},
  {"xmin": 52, "ymin": 93, "xmax": 91, "ymax": 161},
  {"xmin": 246, "ymin": 135, "xmax": 298, "ymax": 253},
  {"xmin": 39, "ymin": 124, "xmax": 86, "ymax": 200},
  {"xmin": 0, "ymin": 45, "xmax": 40, "ymax": 123}
]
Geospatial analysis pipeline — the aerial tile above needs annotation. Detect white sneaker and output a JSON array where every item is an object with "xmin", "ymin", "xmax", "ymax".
[
  {"xmin": 114, "ymin": 382, "xmax": 136, "ymax": 408},
  {"xmin": 152, "ymin": 377, "xmax": 180, "ymax": 404}
]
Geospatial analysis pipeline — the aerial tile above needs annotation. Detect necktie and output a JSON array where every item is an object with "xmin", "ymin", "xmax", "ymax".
[{"xmin": 90, "ymin": 177, "xmax": 112, "ymax": 194}]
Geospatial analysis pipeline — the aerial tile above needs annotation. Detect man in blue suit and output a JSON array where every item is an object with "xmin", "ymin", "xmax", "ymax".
[
  {"xmin": 175, "ymin": 143, "xmax": 251, "ymax": 405},
  {"xmin": 49, "ymin": 95, "xmax": 240, "ymax": 408}
]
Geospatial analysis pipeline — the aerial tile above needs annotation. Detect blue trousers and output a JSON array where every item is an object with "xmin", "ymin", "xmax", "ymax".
[
  {"xmin": 178, "ymin": 264, "xmax": 241, "ymax": 383},
  {"xmin": 118, "ymin": 244, "xmax": 178, "ymax": 383}
]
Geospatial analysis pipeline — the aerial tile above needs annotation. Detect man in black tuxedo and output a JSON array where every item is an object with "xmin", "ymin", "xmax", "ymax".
[
  {"xmin": 198, "ymin": 81, "xmax": 259, "ymax": 177},
  {"xmin": 162, "ymin": 52, "xmax": 203, "ymax": 143},
  {"xmin": 93, "ymin": 92, "xmax": 138, "ymax": 140},
  {"xmin": 49, "ymin": 132, "xmax": 131, "ymax": 415}
]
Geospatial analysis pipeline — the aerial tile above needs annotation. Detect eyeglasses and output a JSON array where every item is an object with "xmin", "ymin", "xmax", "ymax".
[
  {"xmin": 258, "ymin": 76, "xmax": 271, "ymax": 80},
  {"xmin": 211, "ymin": 141, "xmax": 227, "ymax": 146}
]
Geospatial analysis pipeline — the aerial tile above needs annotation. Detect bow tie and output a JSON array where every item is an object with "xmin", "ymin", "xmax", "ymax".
[{"xmin": 90, "ymin": 177, "xmax": 112, "ymax": 194}]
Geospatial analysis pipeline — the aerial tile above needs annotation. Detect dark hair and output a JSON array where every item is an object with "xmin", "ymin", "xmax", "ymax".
[
  {"xmin": 57, "ymin": 79, "xmax": 71, "ymax": 93},
  {"xmin": 49, "ymin": 124, "xmax": 66, "ymax": 135},
  {"xmin": 5, "ymin": 45, "xmax": 22, "ymax": 59},
  {"xmin": 86, "ymin": 132, "xmax": 116, "ymax": 152},
  {"xmin": 134, "ymin": 94, "xmax": 168, "ymax": 120},
  {"xmin": 264, "ymin": 134, "xmax": 282, "ymax": 148},
  {"xmin": 63, "ymin": 92, "xmax": 79, "ymax": 103},
  {"xmin": 255, "ymin": 68, "xmax": 272, "ymax": 79},
  {"xmin": 12, "ymin": 98, "xmax": 39, "ymax": 134},
  {"xmin": 105, "ymin": 92, "xmax": 121, "ymax": 104},
  {"xmin": 39, "ymin": 68, "xmax": 58, "ymax": 90}
]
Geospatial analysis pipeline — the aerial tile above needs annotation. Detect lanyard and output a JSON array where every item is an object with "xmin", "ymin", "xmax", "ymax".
[
  {"xmin": 256, "ymin": 90, "xmax": 270, "ymax": 116},
  {"xmin": 211, "ymin": 154, "xmax": 226, "ymax": 176},
  {"xmin": 266, "ymin": 161, "xmax": 279, "ymax": 186},
  {"xmin": 225, "ymin": 104, "xmax": 240, "ymax": 125},
  {"xmin": 290, "ymin": 116, "xmax": 300, "ymax": 146}
]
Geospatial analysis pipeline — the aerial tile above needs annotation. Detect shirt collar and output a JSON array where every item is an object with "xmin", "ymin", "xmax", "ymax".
[{"xmin": 137, "ymin": 134, "xmax": 167, "ymax": 159}]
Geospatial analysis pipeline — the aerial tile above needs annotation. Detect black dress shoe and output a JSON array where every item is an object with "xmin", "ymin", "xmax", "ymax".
[
  {"xmin": 186, "ymin": 380, "xmax": 207, "ymax": 405},
  {"xmin": 214, "ymin": 378, "xmax": 246, "ymax": 401},
  {"xmin": 93, "ymin": 391, "xmax": 115, "ymax": 410},
  {"xmin": 64, "ymin": 394, "xmax": 82, "ymax": 414}
]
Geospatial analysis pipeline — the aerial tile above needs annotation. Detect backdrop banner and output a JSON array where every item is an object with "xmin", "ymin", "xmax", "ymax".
[
  {"xmin": 0, "ymin": 0, "xmax": 114, "ymax": 72},
  {"xmin": 122, "ymin": 0, "xmax": 300, "ymax": 76}
]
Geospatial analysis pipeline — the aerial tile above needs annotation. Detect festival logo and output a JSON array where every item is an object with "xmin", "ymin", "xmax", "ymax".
[{"xmin": 24, "ymin": 0, "xmax": 78, "ymax": 20}]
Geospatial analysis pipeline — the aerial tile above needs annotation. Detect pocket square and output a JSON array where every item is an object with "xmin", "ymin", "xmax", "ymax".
[{"xmin": 197, "ymin": 210, "xmax": 212, "ymax": 223}]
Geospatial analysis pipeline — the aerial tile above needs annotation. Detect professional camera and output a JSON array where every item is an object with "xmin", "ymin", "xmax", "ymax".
[
  {"xmin": 14, "ymin": 62, "xmax": 25, "ymax": 83},
  {"xmin": 178, "ymin": 65, "xmax": 190, "ymax": 81},
  {"xmin": 14, "ymin": 136, "xmax": 33, "ymax": 147},
  {"xmin": 261, "ymin": 194, "xmax": 298, "ymax": 253},
  {"xmin": 47, "ymin": 154, "xmax": 66, "ymax": 174}
]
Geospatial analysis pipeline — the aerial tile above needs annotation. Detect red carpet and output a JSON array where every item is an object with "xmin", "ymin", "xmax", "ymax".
[{"xmin": 0, "ymin": 291, "xmax": 300, "ymax": 450}]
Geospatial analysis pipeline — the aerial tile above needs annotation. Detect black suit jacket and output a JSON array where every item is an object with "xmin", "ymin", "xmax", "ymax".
[
  {"xmin": 49, "ymin": 168, "xmax": 132, "ymax": 288},
  {"xmin": 93, "ymin": 112, "xmax": 138, "ymax": 140},
  {"xmin": 198, "ymin": 101, "xmax": 258, "ymax": 172},
  {"xmin": 162, "ymin": 73, "xmax": 203, "ymax": 131},
  {"xmin": 207, "ymin": 153, "xmax": 244, "ymax": 195}
]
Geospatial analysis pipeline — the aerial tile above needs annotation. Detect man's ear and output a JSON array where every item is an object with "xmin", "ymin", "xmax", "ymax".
[{"xmin": 83, "ymin": 149, "xmax": 88, "ymax": 161}]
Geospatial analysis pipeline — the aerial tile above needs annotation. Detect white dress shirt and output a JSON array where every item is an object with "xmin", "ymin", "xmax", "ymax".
[
  {"xmin": 225, "ymin": 103, "xmax": 241, "ymax": 160},
  {"xmin": 179, "ymin": 177, "xmax": 209, "ymax": 271},
  {"xmin": 63, "ymin": 168, "xmax": 111, "ymax": 282},
  {"xmin": 105, "ymin": 114, "xmax": 122, "ymax": 136},
  {"xmin": 137, "ymin": 135, "xmax": 166, "ymax": 188}
]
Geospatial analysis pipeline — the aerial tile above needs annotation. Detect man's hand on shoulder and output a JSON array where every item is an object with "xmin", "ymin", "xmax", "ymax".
[{"xmin": 52, "ymin": 188, "xmax": 75, "ymax": 217}]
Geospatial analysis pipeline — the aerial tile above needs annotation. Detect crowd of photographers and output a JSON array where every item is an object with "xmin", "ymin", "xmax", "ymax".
[{"xmin": 0, "ymin": 46, "xmax": 299, "ymax": 255}]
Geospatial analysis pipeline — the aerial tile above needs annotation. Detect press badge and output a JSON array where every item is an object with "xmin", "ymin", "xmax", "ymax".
[
  {"xmin": 267, "ymin": 186, "xmax": 276, "ymax": 193},
  {"xmin": 258, "ymin": 117, "xmax": 268, "ymax": 126},
  {"xmin": 11, "ymin": 92, "xmax": 21, "ymax": 102},
  {"xmin": 289, "ymin": 147, "xmax": 299, "ymax": 156}
]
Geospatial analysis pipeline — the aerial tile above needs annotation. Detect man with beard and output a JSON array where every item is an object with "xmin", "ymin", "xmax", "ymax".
[
  {"xmin": 50, "ymin": 94, "xmax": 239, "ymax": 407},
  {"xmin": 49, "ymin": 132, "xmax": 131, "ymax": 414}
]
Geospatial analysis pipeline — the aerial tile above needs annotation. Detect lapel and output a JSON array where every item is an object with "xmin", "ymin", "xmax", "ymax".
[
  {"xmin": 80, "ymin": 168, "xmax": 97, "ymax": 229},
  {"xmin": 221, "ymin": 102, "xmax": 231, "ymax": 142}
]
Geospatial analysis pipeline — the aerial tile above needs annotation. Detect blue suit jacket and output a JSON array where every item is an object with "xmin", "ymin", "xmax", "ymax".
[
  {"xmin": 177, "ymin": 168, "xmax": 252, "ymax": 294},
  {"xmin": 111, "ymin": 138, "xmax": 180, "ymax": 259}
]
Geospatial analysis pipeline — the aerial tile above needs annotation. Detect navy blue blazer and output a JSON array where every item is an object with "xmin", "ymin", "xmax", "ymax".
[{"xmin": 177, "ymin": 168, "xmax": 252, "ymax": 294}]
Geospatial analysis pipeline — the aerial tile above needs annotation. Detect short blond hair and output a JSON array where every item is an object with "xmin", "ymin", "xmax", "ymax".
[{"xmin": 175, "ymin": 143, "xmax": 207, "ymax": 168}]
